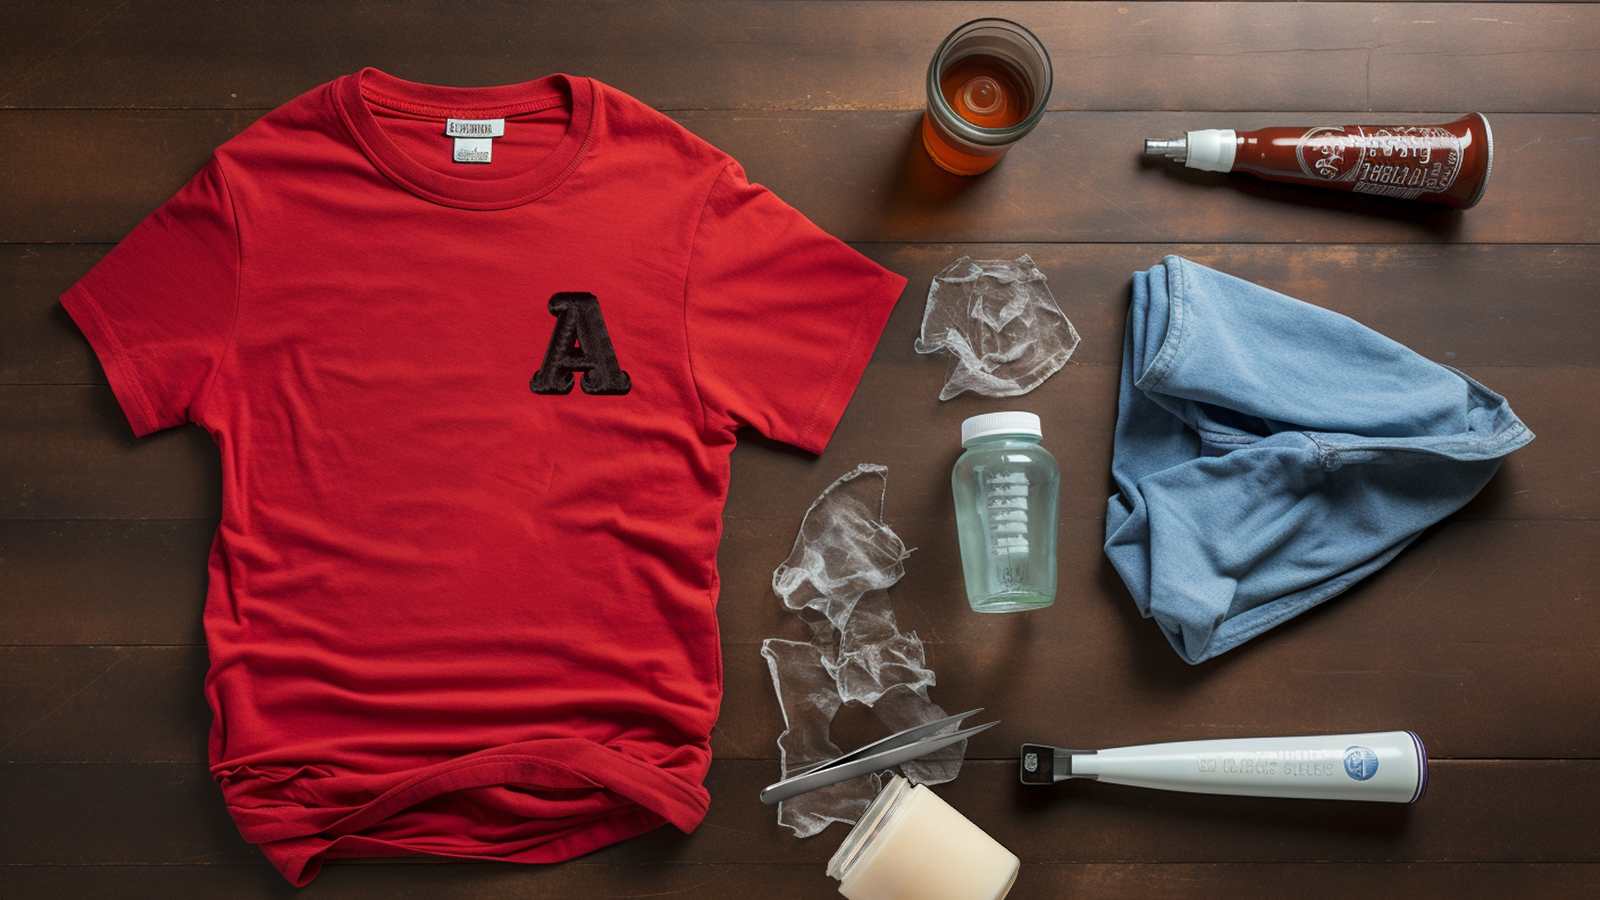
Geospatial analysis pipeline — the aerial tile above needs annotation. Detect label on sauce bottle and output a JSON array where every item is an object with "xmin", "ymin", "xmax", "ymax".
[
  {"xmin": 1143, "ymin": 113, "xmax": 1493, "ymax": 209},
  {"xmin": 1295, "ymin": 124, "xmax": 1466, "ymax": 200}
]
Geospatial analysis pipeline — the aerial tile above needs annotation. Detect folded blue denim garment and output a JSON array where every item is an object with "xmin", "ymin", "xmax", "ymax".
[{"xmin": 1105, "ymin": 256, "xmax": 1533, "ymax": 664}]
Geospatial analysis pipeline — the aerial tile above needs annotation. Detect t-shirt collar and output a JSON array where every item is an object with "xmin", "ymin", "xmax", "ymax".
[{"xmin": 334, "ymin": 67, "xmax": 595, "ymax": 211}]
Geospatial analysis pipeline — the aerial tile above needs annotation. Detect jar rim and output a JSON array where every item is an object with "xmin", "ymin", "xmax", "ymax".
[
  {"xmin": 826, "ymin": 775, "xmax": 911, "ymax": 883},
  {"xmin": 925, "ymin": 17, "xmax": 1053, "ymax": 148}
]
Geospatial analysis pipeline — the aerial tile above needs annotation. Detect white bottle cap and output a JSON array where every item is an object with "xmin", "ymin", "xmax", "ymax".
[
  {"xmin": 961, "ymin": 411, "xmax": 1042, "ymax": 446},
  {"xmin": 1184, "ymin": 128, "xmax": 1238, "ymax": 173}
]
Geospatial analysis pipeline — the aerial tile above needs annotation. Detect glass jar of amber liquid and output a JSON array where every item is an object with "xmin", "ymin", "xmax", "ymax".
[{"xmin": 922, "ymin": 19, "xmax": 1052, "ymax": 176}]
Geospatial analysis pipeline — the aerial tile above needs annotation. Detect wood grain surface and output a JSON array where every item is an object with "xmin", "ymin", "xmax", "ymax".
[
  {"xmin": 5, "ymin": 862, "xmax": 1598, "ymax": 900},
  {"xmin": 1, "ymin": 1, "xmax": 1596, "ymax": 898},
  {"xmin": 3, "ymin": 2, "xmax": 1596, "ymax": 112}
]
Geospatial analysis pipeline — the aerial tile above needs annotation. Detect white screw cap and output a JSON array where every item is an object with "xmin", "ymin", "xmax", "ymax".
[
  {"xmin": 1184, "ymin": 128, "xmax": 1238, "ymax": 173},
  {"xmin": 961, "ymin": 411, "xmax": 1042, "ymax": 446}
]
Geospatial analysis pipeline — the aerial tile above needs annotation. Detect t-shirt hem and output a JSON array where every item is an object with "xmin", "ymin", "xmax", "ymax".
[
  {"xmin": 60, "ymin": 283, "xmax": 163, "ymax": 437},
  {"xmin": 231, "ymin": 738, "xmax": 711, "ymax": 886},
  {"xmin": 794, "ymin": 267, "xmax": 907, "ymax": 454},
  {"xmin": 283, "ymin": 803, "xmax": 670, "ymax": 887}
]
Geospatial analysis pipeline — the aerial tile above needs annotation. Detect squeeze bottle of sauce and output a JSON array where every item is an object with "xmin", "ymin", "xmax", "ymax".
[{"xmin": 1143, "ymin": 113, "xmax": 1492, "ymax": 208}]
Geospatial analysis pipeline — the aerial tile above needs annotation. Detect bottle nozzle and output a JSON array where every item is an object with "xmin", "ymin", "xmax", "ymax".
[{"xmin": 1143, "ymin": 137, "xmax": 1188, "ymax": 163}]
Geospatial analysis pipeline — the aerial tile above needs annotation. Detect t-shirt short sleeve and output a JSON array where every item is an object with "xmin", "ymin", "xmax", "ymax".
[
  {"xmin": 684, "ymin": 162, "xmax": 906, "ymax": 453},
  {"xmin": 61, "ymin": 156, "xmax": 240, "ymax": 437}
]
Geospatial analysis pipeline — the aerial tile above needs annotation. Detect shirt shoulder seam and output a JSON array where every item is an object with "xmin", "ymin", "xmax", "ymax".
[
  {"xmin": 193, "ymin": 152, "xmax": 244, "ymax": 425},
  {"xmin": 680, "ymin": 159, "xmax": 735, "ymax": 441}
]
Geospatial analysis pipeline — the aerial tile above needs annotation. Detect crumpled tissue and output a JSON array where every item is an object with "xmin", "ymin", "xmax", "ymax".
[
  {"xmin": 761, "ymin": 464, "xmax": 966, "ymax": 838},
  {"xmin": 914, "ymin": 254, "xmax": 1080, "ymax": 400}
]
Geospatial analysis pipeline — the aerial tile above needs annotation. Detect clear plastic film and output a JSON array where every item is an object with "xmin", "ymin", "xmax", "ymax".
[
  {"xmin": 762, "ymin": 464, "xmax": 967, "ymax": 838},
  {"xmin": 914, "ymin": 254, "xmax": 1080, "ymax": 400}
]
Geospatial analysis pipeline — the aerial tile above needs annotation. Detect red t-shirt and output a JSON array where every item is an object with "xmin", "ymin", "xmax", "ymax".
[{"xmin": 62, "ymin": 68, "xmax": 905, "ymax": 885}]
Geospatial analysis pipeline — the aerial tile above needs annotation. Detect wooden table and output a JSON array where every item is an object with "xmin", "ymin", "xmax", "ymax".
[{"xmin": 4, "ymin": 2, "xmax": 1597, "ymax": 897}]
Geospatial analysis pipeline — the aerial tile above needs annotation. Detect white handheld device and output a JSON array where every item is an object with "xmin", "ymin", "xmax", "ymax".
[{"xmin": 1021, "ymin": 731, "xmax": 1426, "ymax": 803}]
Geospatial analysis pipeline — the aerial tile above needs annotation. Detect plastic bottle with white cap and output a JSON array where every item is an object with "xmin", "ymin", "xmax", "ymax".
[
  {"xmin": 1141, "ymin": 114, "xmax": 1494, "ymax": 209},
  {"xmin": 951, "ymin": 411, "xmax": 1059, "ymax": 612}
]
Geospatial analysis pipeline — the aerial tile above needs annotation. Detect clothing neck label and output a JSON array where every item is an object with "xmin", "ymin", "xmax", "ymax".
[
  {"xmin": 445, "ymin": 118, "xmax": 506, "ymax": 138},
  {"xmin": 453, "ymin": 137, "xmax": 493, "ymax": 164},
  {"xmin": 447, "ymin": 119, "xmax": 503, "ymax": 164}
]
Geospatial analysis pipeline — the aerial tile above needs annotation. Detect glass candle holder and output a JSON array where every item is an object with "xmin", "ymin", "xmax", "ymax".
[
  {"xmin": 921, "ymin": 18, "xmax": 1052, "ymax": 176},
  {"xmin": 827, "ymin": 776, "xmax": 1020, "ymax": 900}
]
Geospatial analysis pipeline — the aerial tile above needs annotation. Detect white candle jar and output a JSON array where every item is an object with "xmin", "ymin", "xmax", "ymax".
[{"xmin": 826, "ymin": 776, "xmax": 1019, "ymax": 900}]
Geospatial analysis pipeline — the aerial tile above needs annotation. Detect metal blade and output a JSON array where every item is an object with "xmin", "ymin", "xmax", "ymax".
[
  {"xmin": 759, "ymin": 720, "xmax": 997, "ymax": 805},
  {"xmin": 784, "ymin": 708, "xmax": 984, "ymax": 779}
]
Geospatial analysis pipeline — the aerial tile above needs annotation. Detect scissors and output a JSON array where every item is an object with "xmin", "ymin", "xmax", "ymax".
[{"xmin": 759, "ymin": 708, "xmax": 998, "ymax": 805}]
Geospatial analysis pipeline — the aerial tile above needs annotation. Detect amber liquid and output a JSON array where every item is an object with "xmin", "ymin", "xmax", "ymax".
[{"xmin": 923, "ymin": 53, "xmax": 1035, "ymax": 175}]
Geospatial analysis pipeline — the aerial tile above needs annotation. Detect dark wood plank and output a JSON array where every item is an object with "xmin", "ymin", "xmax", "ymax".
[
  {"xmin": 0, "ymin": 519, "xmax": 211, "ymax": 644},
  {"xmin": 3, "ymin": 111, "xmax": 1595, "ymax": 244},
  {"xmin": 6, "ymin": 861, "xmax": 1597, "ymax": 900},
  {"xmin": 3, "ymin": 760, "xmax": 1597, "ymax": 865},
  {"xmin": 0, "ymin": 359, "xmax": 1582, "ymax": 521},
  {"xmin": 5, "ymin": 519, "xmax": 1596, "ymax": 759},
  {"xmin": 0, "ymin": 385, "xmax": 221, "ymax": 519},
  {"xmin": 694, "ymin": 111, "xmax": 1600, "ymax": 245},
  {"xmin": 2, "ymin": 3, "xmax": 1595, "ymax": 113},
  {"xmin": 10, "ymin": 243, "xmax": 1600, "ymax": 386},
  {"xmin": 0, "ymin": 645, "xmax": 212, "ymax": 763},
  {"xmin": 2, "ymin": 245, "xmax": 108, "ymax": 384}
]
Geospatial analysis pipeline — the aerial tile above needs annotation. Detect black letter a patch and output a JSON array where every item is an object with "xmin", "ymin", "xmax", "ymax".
[{"xmin": 529, "ymin": 292, "xmax": 632, "ymax": 396}]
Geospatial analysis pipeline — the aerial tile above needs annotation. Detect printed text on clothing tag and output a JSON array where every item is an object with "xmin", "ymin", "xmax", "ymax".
[
  {"xmin": 453, "ymin": 137, "xmax": 493, "ymax": 164},
  {"xmin": 445, "ymin": 118, "xmax": 506, "ymax": 138}
]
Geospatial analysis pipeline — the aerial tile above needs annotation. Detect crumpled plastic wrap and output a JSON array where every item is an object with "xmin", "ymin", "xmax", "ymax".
[
  {"xmin": 913, "ymin": 254, "xmax": 1081, "ymax": 400},
  {"xmin": 761, "ymin": 464, "xmax": 966, "ymax": 838}
]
